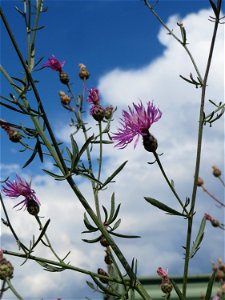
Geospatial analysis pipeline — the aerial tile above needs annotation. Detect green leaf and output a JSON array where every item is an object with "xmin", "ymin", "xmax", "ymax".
[
  {"xmin": 109, "ymin": 231, "xmax": 140, "ymax": 239},
  {"xmin": 42, "ymin": 169, "xmax": 71, "ymax": 180},
  {"xmin": 83, "ymin": 213, "xmax": 98, "ymax": 232},
  {"xmin": 144, "ymin": 197, "xmax": 185, "ymax": 216},
  {"xmin": 82, "ymin": 236, "xmax": 102, "ymax": 243},
  {"xmin": 209, "ymin": 0, "xmax": 219, "ymax": 17},
  {"xmin": 70, "ymin": 134, "xmax": 79, "ymax": 169},
  {"xmin": 79, "ymin": 135, "xmax": 94, "ymax": 158},
  {"xmin": 0, "ymin": 101, "xmax": 27, "ymax": 114},
  {"xmin": 36, "ymin": 139, "xmax": 44, "ymax": 162},
  {"xmin": 190, "ymin": 216, "xmax": 206, "ymax": 258},
  {"xmin": 100, "ymin": 161, "xmax": 128, "ymax": 189},
  {"xmin": 112, "ymin": 219, "xmax": 121, "ymax": 231},
  {"xmin": 32, "ymin": 219, "xmax": 50, "ymax": 250},
  {"xmin": 102, "ymin": 206, "xmax": 108, "ymax": 224},
  {"xmin": 108, "ymin": 193, "xmax": 115, "ymax": 224},
  {"xmin": 22, "ymin": 146, "xmax": 38, "ymax": 168},
  {"xmin": 170, "ymin": 279, "xmax": 185, "ymax": 300},
  {"xmin": 108, "ymin": 203, "xmax": 121, "ymax": 224},
  {"xmin": 205, "ymin": 271, "xmax": 216, "ymax": 300}
]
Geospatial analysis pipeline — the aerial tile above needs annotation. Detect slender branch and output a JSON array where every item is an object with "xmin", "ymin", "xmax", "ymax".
[
  {"xmin": 182, "ymin": 3, "xmax": 222, "ymax": 296},
  {"xmin": 153, "ymin": 152, "xmax": 188, "ymax": 214},
  {"xmin": 201, "ymin": 185, "xmax": 225, "ymax": 207},
  {"xmin": 218, "ymin": 176, "xmax": 225, "ymax": 187}
]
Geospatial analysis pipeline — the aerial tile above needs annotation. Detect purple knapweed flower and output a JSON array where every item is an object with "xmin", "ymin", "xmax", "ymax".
[
  {"xmin": 112, "ymin": 101, "xmax": 162, "ymax": 149},
  {"xmin": 87, "ymin": 88, "xmax": 100, "ymax": 105},
  {"xmin": 43, "ymin": 55, "xmax": 65, "ymax": 72},
  {"xmin": 2, "ymin": 175, "xmax": 40, "ymax": 211}
]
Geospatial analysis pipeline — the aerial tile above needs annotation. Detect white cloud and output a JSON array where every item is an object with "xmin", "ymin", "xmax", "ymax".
[{"xmin": 1, "ymin": 7, "xmax": 224, "ymax": 299}]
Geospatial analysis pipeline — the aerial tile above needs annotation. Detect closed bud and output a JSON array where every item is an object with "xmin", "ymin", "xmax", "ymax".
[
  {"xmin": 9, "ymin": 130, "xmax": 22, "ymax": 143},
  {"xmin": 142, "ymin": 132, "xmax": 158, "ymax": 152},
  {"xmin": 161, "ymin": 282, "xmax": 173, "ymax": 294},
  {"xmin": 100, "ymin": 236, "xmax": 110, "ymax": 247},
  {"xmin": 79, "ymin": 64, "xmax": 90, "ymax": 80},
  {"xmin": 0, "ymin": 258, "xmax": 14, "ymax": 280},
  {"xmin": 98, "ymin": 268, "xmax": 109, "ymax": 283},
  {"xmin": 27, "ymin": 199, "xmax": 40, "ymax": 216},
  {"xmin": 90, "ymin": 105, "xmax": 105, "ymax": 122},
  {"xmin": 104, "ymin": 106, "xmax": 114, "ymax": 120},
  {"xmin": 197, "ymin": 177, "xmax": 204, "ymax": 187},
  {"xmin": 216, "ymin": 270, "xmax": 225, "ymax": 281},
  {"xmin": 104, "ymin": 254, "xmax": 113, "ymax": 265},
  {"xmin": 212, "ymin": 166, "xmax": 221, "ymax": 177},
  {"xmin": 59, "ymin": 71, "xmax": 69, "ymax": 84},
  {"xmin": 211, "ymin": 219, "xmax": 220, "ymax": 227}
]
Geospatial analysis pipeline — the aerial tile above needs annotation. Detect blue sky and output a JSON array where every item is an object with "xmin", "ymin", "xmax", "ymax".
[{"xmin": 1, "ymin": 0, "xmax": 224, "ymax": 299}]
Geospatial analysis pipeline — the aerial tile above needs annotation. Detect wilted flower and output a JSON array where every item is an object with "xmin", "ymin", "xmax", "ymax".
[
  {"xmin": 2, "ymin": 175, "xmax": 40, "ymax": 213},
  {"xmin": 104, "ymin": 105, "xmax": 114, "ymax": 120},
  {"xmin": 112, "ymin": 101, "xmax": 162, "ymax": 149},
  {"xmin": 212, "ymin": 166, "xmax": 222, "ymax": 177},
  {"xmin": 87, "ymin": 88, "xmax": 100, "ymax": 105},
  {"xmin": 0, "ymin": 249, "xmax": 14, "ymax": 280},
  {"xmin": 43, "ymin": 55, "xmax": 65, "ymax": 72},
  {"xmin": 0, "ymin": 120, "xmax": 22, "ymax": 143}
]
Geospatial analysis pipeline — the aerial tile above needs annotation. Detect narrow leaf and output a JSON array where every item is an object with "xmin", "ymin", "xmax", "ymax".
[
  {"xmin": 36, "ymin": 139, "xmax": 44, "ymax": 162},
  {"xmin": 82, "ymin": 236, "xmax": 102, "ymax": 243},
  {"xmin": 109, "ymin": 231, "xmax": 140, "ymax": 239},
  {"xmin": 205, "ymin": 271, "xmax": 216, "ymax": 300},
  {"xmin": 144, "ymin": 197, "xmax": 185, "ymax": 216},
  {"xmin": 109, "ymin": 203, "xmax": 121, "ymax": 224},
  {"xmin": 112, "ymin": 218, "xmax": 121, "ymax": 231},
  {"xmin": 108, "ymin": 193, "xmax": 115, "ymax": 224},
  {"xmin": 100, "ymin": 161, "xmax": 128, "ymax": 189},
  {"xmin": 32, "ymin": 219, "xmax": 50, "ymax": 250},
  {"xmin": 190, "ymin": 216, "xmax": 206, "ymax": 258},
  {"xmin": 102, "ymin": 206, "xmax": 108, "ymax": 224},
  {"xmin": 209, "ymin": 0, "xmax": 219, "ymax": 17},
  {"xmin": 83, "ymin": 213, "xmax": 97, "ymax": 231},
  {"xmin": 42, "ymin": 169, "xmax": 71, "ymax": 180},
  {"xmin": 22, "ymin": 146, "xmax": 38, "ymax": 168}
]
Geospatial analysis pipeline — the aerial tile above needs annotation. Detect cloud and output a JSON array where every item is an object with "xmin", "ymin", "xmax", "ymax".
[{"xmin": 1, "ymin": 7, "xmax": 224, "ymax": 299}]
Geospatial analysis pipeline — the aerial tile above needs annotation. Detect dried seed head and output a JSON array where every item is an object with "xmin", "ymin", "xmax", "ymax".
[
  {"xmin": 212, "ymin": 166, "xmax": 222, "ymax": 177},
  {"xmin": 0, "ymin": 258, "xmax": 14, "ymax": 280},
  {"xmin": 9, "ymin": 130, "xmax": 22, "ymax": 143},
  {"xmin": 59, "ymin": 71, "xmax": 69, "ymax": 84},
  {"xmin": 79, "ymin": 64, "xmax": 90, "ymax": 80},
  {"xmin": 197, "ymin": 177, "xmax": 204, "ymax": 187}
]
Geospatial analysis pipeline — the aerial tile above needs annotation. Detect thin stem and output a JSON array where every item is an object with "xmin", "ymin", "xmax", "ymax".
[
  {"xmin": 0, "ymin": 280, "xmax": 6, "ymax": 300},
  {"xmin": 182, "ymin": 4, "xmax": 222, "ymax": 296},
  {"xmin": 153, "ymin": 152, "xmax": 188, "ymax": 214},
  {"xmin": 97, "ymin": 121, "xmax": 103, "ymax": 182},
  {"xmin": 218, "ymin": 176, "xmax": 225, "ymax": 187},
  {"xmin": 35, "ymin": 216, "xmax": 63, "ymax": 262},
  {"xmin": 5, "ymin": 279, "xmax": 23, "ymax": 300},
  {"xmin": 201, "ymin": 185, "xmax": 225, "ymax": 207},
  {"xmin": 144, "ymin": 0, "xmax": 203, "ymax": 83}
]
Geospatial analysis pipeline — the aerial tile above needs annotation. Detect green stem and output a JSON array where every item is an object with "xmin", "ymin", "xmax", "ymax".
[
  {"xmin": 153, "ymin": 152, "xmax": 188, "ymax": 214},
  {"xmin": 0, "ymin": 280, "xmax": 6, "ymax": 300},
  {"xmin": 35, "ymin": 216, "xmax": 62, "ymax": 262},
  {"xmin": 5, "ymin": 279, "xmax": 23, "ymax": 300},
  {"xmin": 182, "ymin": 4, "xmax": 222, "ymax": 296}
]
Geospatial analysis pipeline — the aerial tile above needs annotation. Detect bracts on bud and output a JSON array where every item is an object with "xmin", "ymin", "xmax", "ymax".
[{"xmin": 142, "ymin": 131, "xmax": 158, "ymax": 153}]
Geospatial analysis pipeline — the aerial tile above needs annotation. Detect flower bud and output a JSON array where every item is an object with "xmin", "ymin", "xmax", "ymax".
[
  {"xmin": 142, "ymin": 132, "xmax": 158, "ymax": 152},
  {"xmin": 0, "ymin": 258, "xmax": 14, "ymax": 280},
  {"xmin": 79, "ymin": 64, "xmax": 90, "ymax": 80},
  {"xmin": 98, "ymin": 268, "xmax": 109, "ymax": 283},
  {"xmin": 104, "ymin": 106, "xmax": 114, "ymax": 120},
  {"xmin": 90, "ymin": 105, "xmax": 105, "ymax": 122},
  {"xmin": 104, "ymin": 253, "xmax": 113, "ymax": 265},
  {"xmin": 212, "ymin": 166, "xmax": 221, "ymax": 177},
  {"xmin": 27, "ymin": 199, "xmax": 40, "ymax": 216},
  {"xmin": 197, "ymin": 177, "xmax": 204, "ymax": 187},
  {"xmin": 100, "ymin": 236, "xmax": 110, "ymax": 247},
  {"xmin": 216, "ymin": 270, "xmax": 225, "ymax": 281},
  {"xmin": 211, "ymin": 219, "xmax": 220, "ymax": 227},
  {"xmin": 9, "ymin": 130, "xmax": 22, "ymax": 143},
  {"xmin": 59, "ymin": 71, "xmax": 69, "ymax": 84},
  {"xmin": 161, "ymin": 282, "xmax": 173, "ymax": 294}
]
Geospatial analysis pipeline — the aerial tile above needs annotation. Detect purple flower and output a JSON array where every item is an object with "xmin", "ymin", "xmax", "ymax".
[
  {"xmin": 43, "ymin": 55, "xmax": 65, "ymax": 72},
  {"xmin": 112, "ymin": 101, "xmax": 162, "ymax": 149},
  {"xmin": 2, "ymin": 175, "xmax": 40, "ymax": 210},
  {"xmin": 87, "ymin": 88, "xmax": 100, "ymax": 105}
]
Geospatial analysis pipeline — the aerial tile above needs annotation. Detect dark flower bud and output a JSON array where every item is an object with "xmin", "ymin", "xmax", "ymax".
[
  {"xmin": 212, "ymin": 166, "xmax": 222, "ymax": 177},
  {"xmin": 27, "ymin": 199, "xmax": 40, "ymax": 216},
  {"xmin": 197, "ymin": 177, "xmax": 204, "ymax": 187},
  {"xmin": 0, "ymin": 258, "xmax": 14, "ymax": 280},
  {"xmin": 98, "ymin": 268, "xmax": 109, "ymax": 283},
  {"xmin": 59, "ymin": 71, "xmax": 69, "ymax": 84},
  {"xmin": 104, "ymin": 253, "xmax": 113, "ymax": 265},
  {"xmin": 142, "ymin": 131, "xmax": 158, "ymax": 152},
  {"xmin": 211, "ymin": 219, "xmax": 220, "ymax": 227},
  {"xmin": 216, "ymin": 270, "xmax": 225, "ymax": 281},
  {"xmin": 9, "ymin": 130, "xmax": 22, "ymax": 143},
  {"xmin": 79, "ymin": 64, "xmax": 90, "ymax": 80},
  {"xmin": 161, "ymin": 282, "xmax": 173, "ymax": 294},
  {"xmin": 100, "ymin": 236, "xmax": 110, "ymax": 247},
  {"xmin": 104, "ymin": 106, "xmax": 114, "ymax": 120},
  {"xmin": 90, "ymin": 105, "xmax": 105, "ymax": 122}
]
